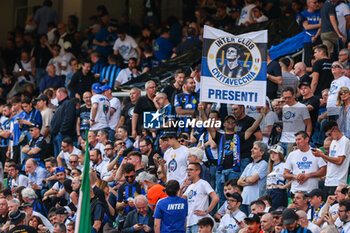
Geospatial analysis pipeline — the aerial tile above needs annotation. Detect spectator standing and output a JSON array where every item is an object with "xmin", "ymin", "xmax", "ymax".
[
  {"xmin": 99, "ymin": 54, "xmax": 121, "ymax": 88},
  {"xmin": 161, "ymin": 69, "xmax": 185, "ymax": 105},
  {"xmin": 132, "ymin": 81, "xmax": 156, "ymax": 138},
  {"xmin": 334, "ymin": 0, "xmax": 350, "ymax": 42},
  {"xmin": 298, "ymin": 82, "xmax": 320, "ymax": 128},
  {"xmin": 90, "ymin": 83, "xmax": 110, "ymax": 132},
  {"xmin": 181, "ymin": 162, "xmax": 219, "ymax": 233},
  {"xmin": 337, "ymin": 87, "xmax": 350, "ymax": 138},
  {"xmin": 278, "ymin": 57, "xmax": 299, "ymax": 96},
  {"xmin": 326, "ymin": 62, "xmax": 350, "ymax": 119},
  {"xmin": 313, "ymin": 121, "xmax": 350, "ymax": 195},
  {"xmin": 50, "ymin": 87, "xmax": 76, "ymax": 157},
  {"xmin": 280, "ymin": 87, "xmax": 312, "ymax": 155},
  {"xmin": 35, "ymin": 94, "xmax": 53, "ymax": 144},
  {"xmin": 266, "ymin": 144, "xmax": 288, "ymax": 209},
  {"xmin": 266, "ymin": 54, "xmax": 282, "ymax": 100},
  {"xmin": 102, "ymin": 84, "xmax": 121, "ymax": 139},
  {"xmin": 294, "ymin": 62, "xmax": 311, "ymax": 84},
  {"xmin": 238, "ymin": 0, "xmax": 256, "ymax": 26},
  {"xmin": 34, "ymin": 0, "xmax": 58, "ymax": 35},
  {"xmin": 154, "ymin": 180, "xmax": 187, "ymax": 233},
  {"xmin": 153, "ymin": 26, "xmax": 173, "ymax": 63},
  {"xmin": 172, "ymin": 27, "xmax": 201, "ymax": 58},
  {"xmin": 93, "ymin": 19, "xmax": 118, "ymax": 58},
  {"xmin": 69, "ymin": 60, "xmax": 95, "ymax": 99},
  {"xmin": 320, "ymin": 0, "xmax": 346, "ymax": 56},
  {"xmin": 311, "ymin": 44, "xmax": 333, "ymax": 97},
  {"xmin": 238, "ymin": 141, "xmax": 268, "ymax": 214},
  {"xmin": 283, "ymin": 131, "xmax": 327, "ymax": 194},
  {"xmin": 77, "ymin": 91, "xmax": 92, "ymax": 141}
]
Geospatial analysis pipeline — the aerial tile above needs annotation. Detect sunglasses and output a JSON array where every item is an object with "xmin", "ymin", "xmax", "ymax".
[
  {"xmin": 71, "ymin": 172, "xmax": 77, "ymax": 176},
  {"xmin": 69, "ymin": 160, "xmax": 78, "ymax": 163},
  {"xmin": 340, "ymin": 90, "xmax": 349, "ymax": 95},
  {"xmin": 104, "ymin": 148, "xmax": 113, "ymax": 151},
  {"xmin": 178, "ymin": 139, "xmax": 189, "ymax": 143},
  {"xmin": 125, "ymin": 175, "xmax": 135, "ymax": 179},
  {"xmin": 116, "ymin": 142, "xmax": 126, "ymax": 146},
  {"xmin": 332, "ymin": 64, "xmax": 342, "ymax": 68}
]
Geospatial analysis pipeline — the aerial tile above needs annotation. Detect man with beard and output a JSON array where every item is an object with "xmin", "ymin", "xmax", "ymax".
[
  {"xmin": 337, "ymin": 199, "xmax": 350, "ymax": 232},
  {"xmin": 90, "ymin": 148, "xmax": 109, "ymax": 180},
  {"xmin": 219, "ymin": 46, "xmax": 248, "ymax": 78},
  {"xmin": 174, "ymin": 77, "xmax": 199, "ymax": 133},
  {"xmin": 282, "ymin": 208, "xmax": 312, "ymax": 233}
]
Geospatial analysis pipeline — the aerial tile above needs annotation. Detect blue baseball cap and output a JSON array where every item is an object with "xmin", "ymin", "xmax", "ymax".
[
  {"xmin": 91, "ymin": 83, "xmax": 102, "ymax": 94},
  {"xmin": 55, "ymin": 167, "xmax": 66, "ymax": 174},
  {"xmin": 101, "ymin": 84, "xmax": 111, "ymax": 92}
]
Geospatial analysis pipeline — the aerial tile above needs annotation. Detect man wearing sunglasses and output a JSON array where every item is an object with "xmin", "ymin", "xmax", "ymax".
[
  {"xmin": 57, "ymin": 137, "xmax": 80, "ymax": 169},
  {"xmin": 116, "ymin": 163, "xmax": 145, "ymax": 214},
  {"xmin": 312, "ymin": 120, "xmax": 350, "ymax": 196},
  {"xmin": 326, "ymin": 61, "xmax": 350, "ymax": 119}
]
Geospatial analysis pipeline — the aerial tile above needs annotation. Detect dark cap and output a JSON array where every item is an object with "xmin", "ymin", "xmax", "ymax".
[
  {"xmin": 54, "ymin": 167, "xmax": 66, "ymax": 174},
  {"xmin": 56, "ymin": 206, "xmax": 68, "ymax": 215},
  {"xmin": 282, "ymin": 208, "xmax": 299, "ymax": 225},
  {"xmin": 226, "ymin": 192, "xmax": 242, "ymax": 203},
  {"xmin": 19, "ymin": 203, "xmax": 32, "ymax": 210},
  {"xmin": 35, "ymin": 94, "xmax": 49, "ymax": 102},
  {"xmin": 160, "ymin": 129, "xmax": 177, "ymax": 139},
  {"xmin": 109, "ymin": 19, "xmax": 118, "ymax": 27},
  {"xmin": 245, "ymin": 213, "xmax": 260, "ymax": 223},
  {"xmin": 306, "ymin": 189, "xmax": 324, "ymax": 199},
  {"xmin": 298, "ymin": 82, "xmax": 311, "ymax": 88},
  {"xmin": 9, "ymin": 210, "xmax": 26, "ymax": 225},
  {"xmin": 224, "ymin": 115, "xmax": 235, "ymax": 122},
  {"xmin": 29, "ymin": 123, "xmax": 41, "ymax": 129},
  {"xmin": 272, "ymin": 206, "xmax": 286, "ymax": 215}
]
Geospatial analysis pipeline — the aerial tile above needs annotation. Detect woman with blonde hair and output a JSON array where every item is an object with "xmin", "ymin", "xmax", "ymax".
[
  {"xmin": 266, "ymin": 144, "xmax": 290, "ymax": 208},
  {"xmin": 336, "ymin": 86, "xmax": 350, "ymax": 138}
]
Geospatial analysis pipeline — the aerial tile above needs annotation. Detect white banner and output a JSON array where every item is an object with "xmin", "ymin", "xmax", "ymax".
[{"xmin": 200, "ymin": 26, "xmax": 267, "ymax": 106}]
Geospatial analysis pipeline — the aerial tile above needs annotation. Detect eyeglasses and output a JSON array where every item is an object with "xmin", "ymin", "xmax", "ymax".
[
  {"xmin": 332, "ymin": 64, "xmax": 342, "ymax": 69},
  {"xmin": 178, "ymin": 139, "xmax": 188, "ymax": 143},
  {"xmin": 273, "ymin": 216, "xmax": 282, "ymax": 219},
  {"xmin": 104, "ymin": 148, "xmax": 113, "ymax": 151},
  {"xmin": 226, "ymin": 120, "xmax": 235, "ymax": 123},
  {"xmin": 340, "ymin": 90, "xmax": 349, "ymax": 95},
  {"xmin": 124, "ymin": 175, "xmax": 135, "ymax": 179},
  {"xmin": 186, "ymin": 168, "xmax": 198, "ymax": 172}
]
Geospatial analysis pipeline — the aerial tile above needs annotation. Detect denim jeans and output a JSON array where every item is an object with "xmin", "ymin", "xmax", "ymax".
[
  {"xmin": 266, "ymin": 188, "xmax": 288, "ymax": 209},
  {"xmin": 240, "ymin": 158, "xmax": 251, "ymax": 173},
  {"xmin": 186, "ymin": 224, "xmax": 198, "ymax": 233},
  {"xmin": 209, "ymin": 165, "xmax": 217, "ymax": 190},
  {"xmin": 216, "ymin": 169, "xmax": 241, "ymax": 206}
]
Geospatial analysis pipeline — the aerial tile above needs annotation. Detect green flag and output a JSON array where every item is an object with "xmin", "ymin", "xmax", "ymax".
[{"xmin": 75, "ymin": 132, "xmax": 91, "ymax": 232}]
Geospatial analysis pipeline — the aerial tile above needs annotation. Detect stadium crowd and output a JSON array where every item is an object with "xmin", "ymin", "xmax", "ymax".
[{"xmin": 1, "ymin": 0, "xmax": 350, "ymax": 233}]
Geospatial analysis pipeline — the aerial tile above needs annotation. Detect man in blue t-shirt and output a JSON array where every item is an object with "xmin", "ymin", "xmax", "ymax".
[
  {"xmin": 154, "ymin": 180, "xmax": 188, "ymax": 233},
  {"xmin": 153, "ymin": 26, "xmax": 173, "ymax": 63}
]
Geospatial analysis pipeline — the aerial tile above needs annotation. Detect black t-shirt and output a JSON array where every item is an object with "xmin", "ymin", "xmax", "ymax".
[
  {"xmin": 299, "ymin": 74, "xmax": 311, "ymax": 84},
  {"xmin": 8, "ymin": 225, "xmax": 37, "ymax": 233},
  {"xmin": 121, "ymin": 102, "xmax": 135, "ymax": 135},
  {"xmin": 0, "ymin": 213, "xmax": 8, "ymax": 226},
  {"xmin": 236, "ymin": 115, "xmax": 260, "ymax": 159},
  {"xmin": 267, "ymin": 60, "xmax": 282, "ymax": 99},
  {"xmin": 162, "ymin": 83, "xmax": 182, "ymax": 105},
  {"xmin": 312, "ymin": 58, "xmax": 333, "ymax": 97},
  {"xmin": 214, "ymin": 131, "xmax": 245, "ymax": 170},
  {"xmin": 141, "ymin": 56, "xmax": 160, "ymax": 71},
  {"xmin": 134, "ymin": 96, "xmax": 156, "ymax": 134},
  {"xmin": 299, "ymin": 96, "xmax": 320, "ymax": 126}
]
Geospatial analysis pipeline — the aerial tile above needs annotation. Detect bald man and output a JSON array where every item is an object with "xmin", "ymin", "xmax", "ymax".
[
  {"xmin": 294, "ymin": 62, "xmax": 311, "ymax": 84},
  {"xmin": 261, "ymin": 213, "xmax": 275, "ymax": 233},
  {"xmin": 296, "ymin": 210, "xmax": 321, "ymax": 233}
]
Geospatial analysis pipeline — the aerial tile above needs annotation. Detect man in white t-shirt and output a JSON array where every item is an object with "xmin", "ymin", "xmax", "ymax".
[
  {"xmin": 90, "ymin": 148, "xmax": 110, "ymax": 180},
  {"xmin": 334, "ymin": 0, "xmax": 350, "ymax": 40},
  {"xmin": 35, "ymin": 94, "xmax": 53, "ymax": 143},
  {"xmin": 162, "ymin": 131, "xmax": 188, "ymax": 186},
  {"xmin": 238, "ymin": 0, "xmax": 256, "ymax": 26},
  {"xmin": 113, "ymin": 27, "xmax": 141, "ymax": 64},
  {"xmin": 90, "ymin": 83, "xmax": 110, "ymax": 131},
  {"xmin": 101, "ymin": 84, "xmax": 121, "ymax": 138},
  {"xmin": 280, "ymin": 87, "xmax": 312, "ymax": 155},
  {"xmin": 283, "ymin": 131, "xmax": 327, "ymax": 194},
  {"xmin": 115, "ymin": 58, "xmax": 140, "ymax": 88},
  {"xmin": 181, "ymin": 162, "xmax": 219, "ymax": 233},
  {"xmin": 312, "ymin": 120, "xmax": 350, "ymax": 196},
  {"xmin": 57, "ymin": 137, "xmax": 81, "ymax": 169},
  {"xmin": 217, "ymin": 192, "xmax": 246, "ymax": 233},
  {"xmin": 326, "ymin": 61, "xmax": 350, "ymax": 117}
]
